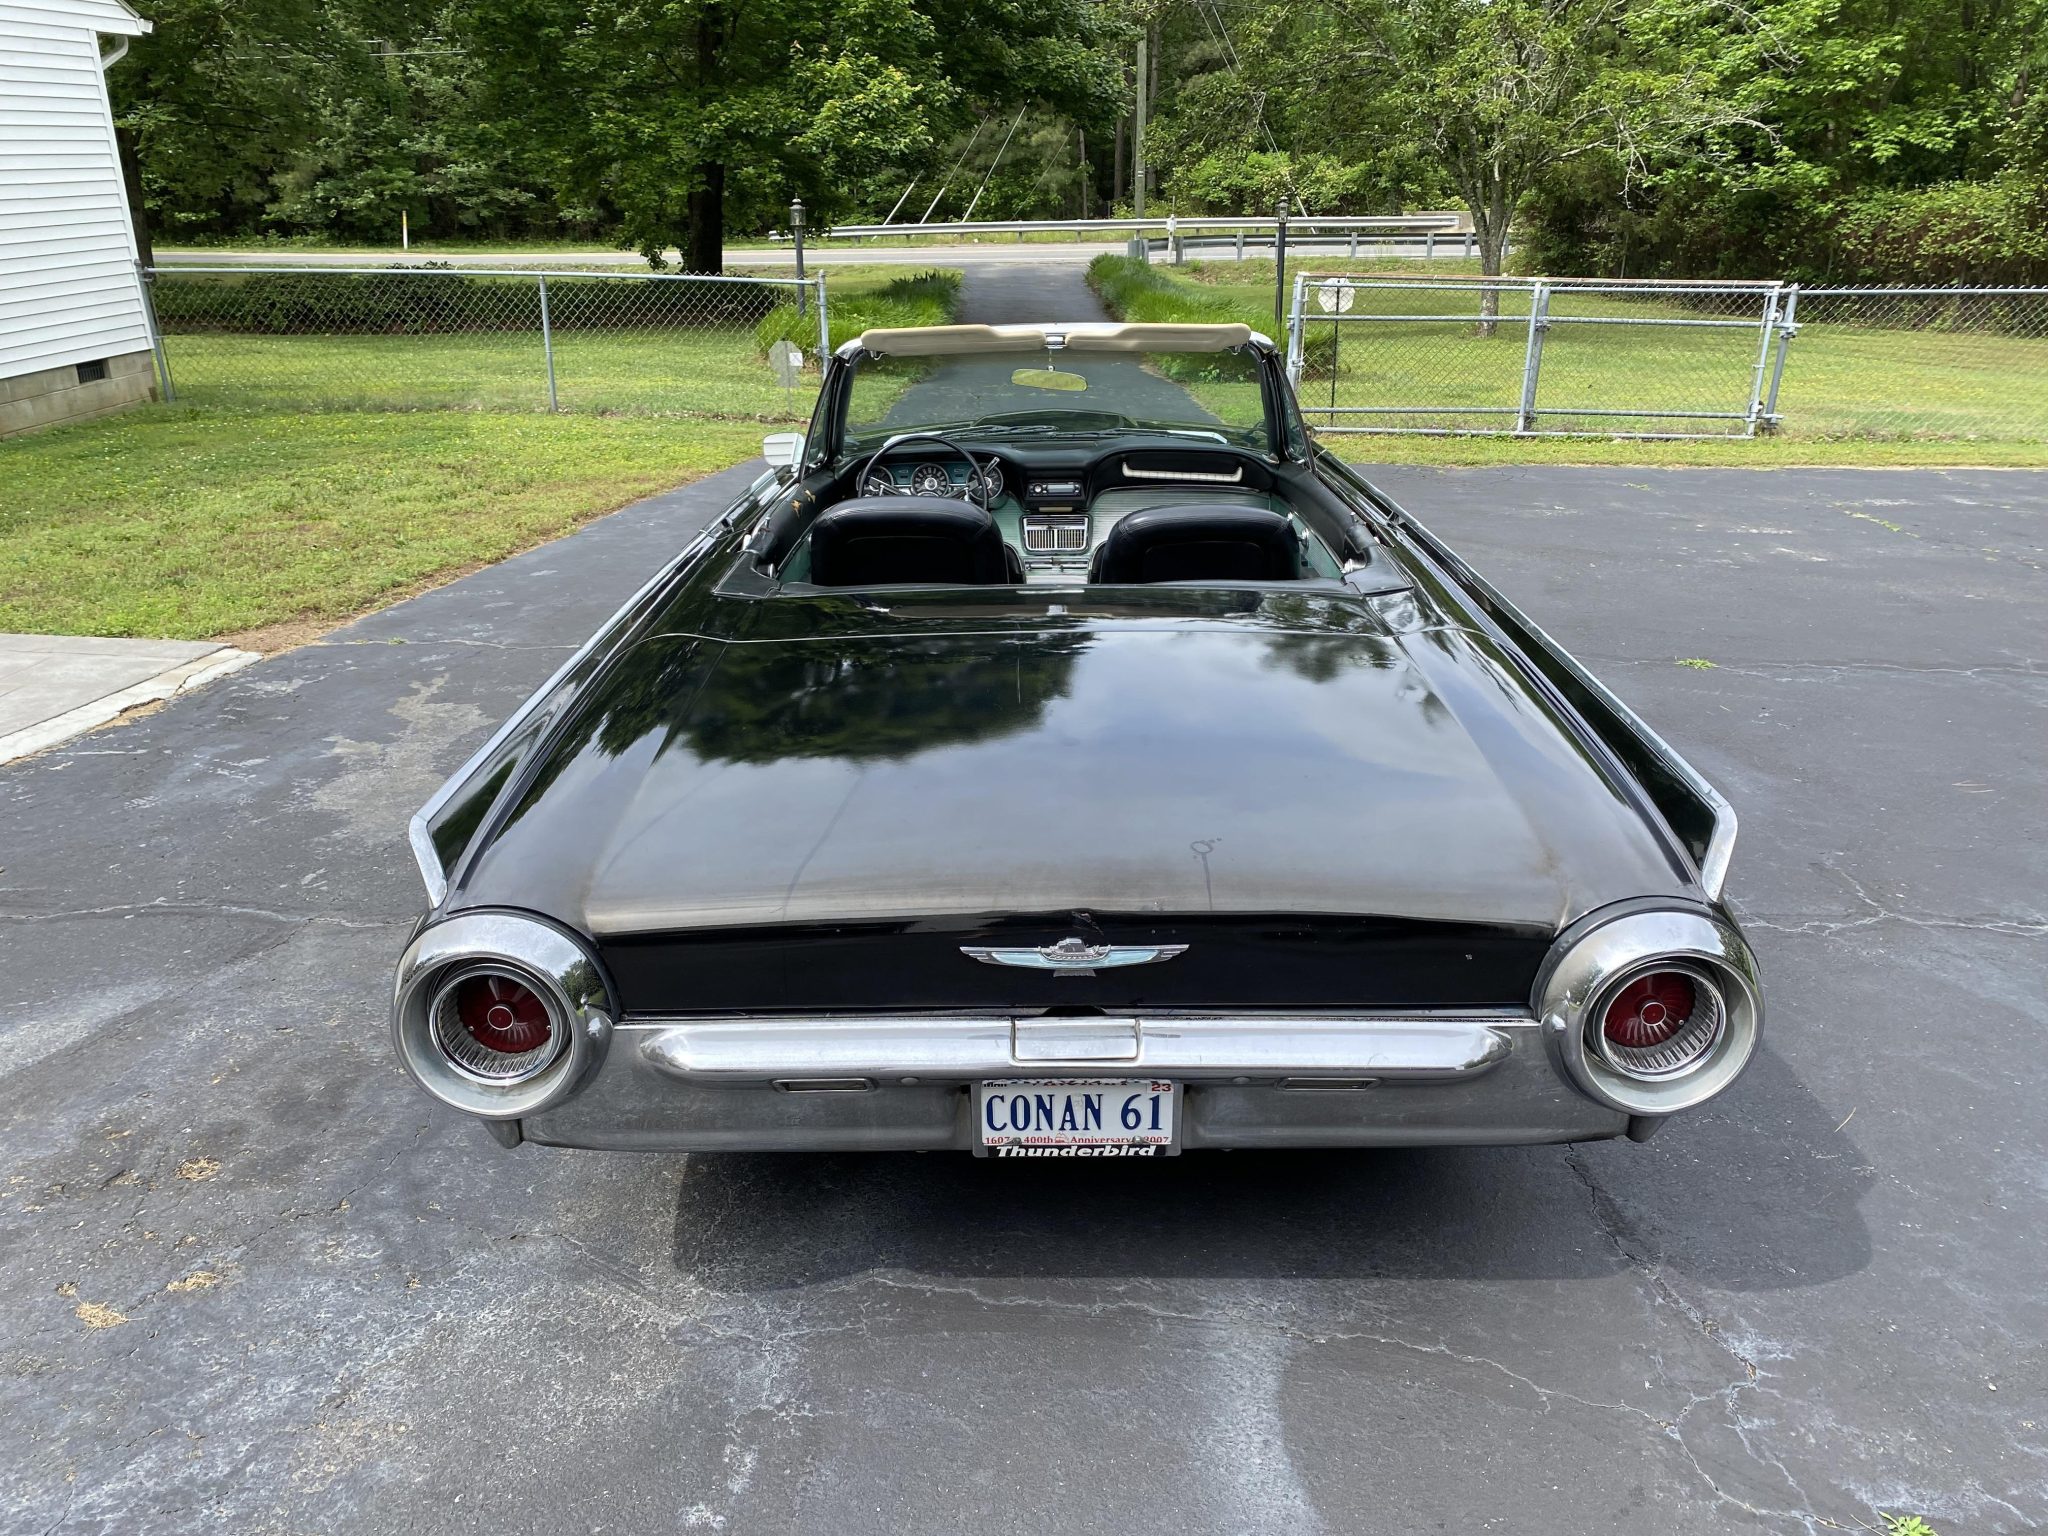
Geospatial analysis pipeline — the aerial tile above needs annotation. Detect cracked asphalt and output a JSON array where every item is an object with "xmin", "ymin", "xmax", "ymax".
[{"xmin": 1, "ymin": 458, "xmax": 2043, "ymax": 1535}]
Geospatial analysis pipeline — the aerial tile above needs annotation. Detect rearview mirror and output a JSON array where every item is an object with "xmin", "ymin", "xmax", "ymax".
[
  {"xmin": 1011, "ymin": 367, "xmax": 1088, "ymax": 393},
  {"xmin": 762, "ymin": 432, "xmax": 805, "ymax": 473}
]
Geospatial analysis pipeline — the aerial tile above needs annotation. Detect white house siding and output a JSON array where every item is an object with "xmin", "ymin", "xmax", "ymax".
[{"xmin": 0, "ymin": 0, "xmax": 153, "ymax": 400}]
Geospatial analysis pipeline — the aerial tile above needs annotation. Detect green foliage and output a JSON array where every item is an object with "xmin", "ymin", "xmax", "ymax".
[
  {"xmin": 1521, "ymin": 0, "xmax": 2048, "ymax": 281},
  {"xmin": 1883, "ymin": 1517, "xmax": 1941, "ymax": 1536},
  {"xmin": 153, "ymin": 269, "xmax": 788, "ymax": 334},
  {"xmin": 753, "ymin": 271, "xmax": 962, "ymax": 354},
  {"xmin": 457, "ymin": 0, "xmax": 1125, "ymax": 266}
]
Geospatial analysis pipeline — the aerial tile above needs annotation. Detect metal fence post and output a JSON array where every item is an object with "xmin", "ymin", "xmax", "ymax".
[
  {"xmin": 1762, "ymin": 284, "xmax": 1799, "ymax": 433},
  {"xmin": 1235, "ymin": 230, "xmax": 1245, "ymax": 262},
  {"xmin": 135, "ymin": 261, "xmax": 175, "ymax": 403},
  {"xmin": 537, "ymin": 273, "xmax": 559, "ymax": 411},
  {"xmin": 1744, "ymin": 284, "xmax": 1782, "ymax": 436},
  {"xmin": 1285, "ymin": 270, "xmax": 1308, "ymax": 386},
  {"xmin": 814, "ymin": 274, "xmax": 831, "ymax": 365},
  {"xmin": 1516, "ymin": 281, "xmax": 1550, "ymax": 434},
  {"xmin": 1464, "ymin": 232, "xmax": 1474, "ymax": 259}
]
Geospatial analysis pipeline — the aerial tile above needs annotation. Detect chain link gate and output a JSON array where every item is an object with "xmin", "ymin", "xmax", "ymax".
[{"xmin": 1285, "ymin": 276, "xmax": 1788, "ymax": 438}]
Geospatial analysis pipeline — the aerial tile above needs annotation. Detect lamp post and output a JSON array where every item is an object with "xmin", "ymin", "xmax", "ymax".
[
  {"xmin": 1274, "ymin": 194, "xmax": 1291, "ymax": 333},
  {"xmin": 791, "ymin": 197, "xmax": 807, "ymax": 316}
]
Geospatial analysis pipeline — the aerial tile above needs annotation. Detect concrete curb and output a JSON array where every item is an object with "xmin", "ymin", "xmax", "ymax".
[{"xmin": 0, "ymin": 646, "xmax": 261, "ymax": 765}]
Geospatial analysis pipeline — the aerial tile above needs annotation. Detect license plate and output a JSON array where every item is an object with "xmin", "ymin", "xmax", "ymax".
[{"xmin": 976, "ymin": 1079, "xmax": 1178, "ymax": 1157}]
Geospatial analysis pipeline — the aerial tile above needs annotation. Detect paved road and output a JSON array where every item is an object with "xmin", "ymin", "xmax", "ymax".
[
  {"xmin": 879, "ymin": 263, "xmax": 1226, "ymax": 434},
  {"xmin": 3, "ymin": 460, "xmax": 2043, "ymax": 1534},
  {"xmin": 152, "ymin": 239, "xmax": 1461, "ymax": 270}
]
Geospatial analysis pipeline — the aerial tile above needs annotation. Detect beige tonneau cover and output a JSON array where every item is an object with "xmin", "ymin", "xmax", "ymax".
[{"xmin": 855, "ymin": 321, "xmax": 1257, "ymax": 357}]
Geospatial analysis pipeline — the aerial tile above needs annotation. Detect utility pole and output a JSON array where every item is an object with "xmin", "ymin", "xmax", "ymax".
[{"xmin": 1133, "ymin": 34, "xmax": 1148, "ymax": 219}]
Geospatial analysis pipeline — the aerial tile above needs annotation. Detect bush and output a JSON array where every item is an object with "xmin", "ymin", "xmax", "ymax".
[
  {"xmin": 1825, "ymin": 179, "xmax": 2048, "ymax": 287},
  {"xmin": 155, "ymin": 267, "xmax": 790, "ymax": 335},
  {"xmin": 753, "ymin": 270, "xmax": 962, "ymax": 357},
  {"xmin": 1085, "ymin": 255, "xmax": 1329, "ymax": 377}
]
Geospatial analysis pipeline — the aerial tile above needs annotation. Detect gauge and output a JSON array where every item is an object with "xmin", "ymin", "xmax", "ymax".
[
  {"xmin": 908, "ymin": 462, "xmax": 952, "ymax": 497},
  {"xmin": 966, "ymin": 459, "xmax": 1004, "ymax": 502},
  {"xmin": 861, "ymin": 470, "xmax": 896, "ymax": 497}
]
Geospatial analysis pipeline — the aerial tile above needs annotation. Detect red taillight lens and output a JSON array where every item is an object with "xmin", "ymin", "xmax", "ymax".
[
  {"xmin": 1603, "ymin": 971, "xmax": 1698, "ymax": 1049},
  {"xmin": 453, "ymin": 974, "xmax": 552, "ymax": 1056}
]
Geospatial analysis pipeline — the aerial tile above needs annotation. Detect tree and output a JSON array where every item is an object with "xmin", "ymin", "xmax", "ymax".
[
  {"xmin": 1293, "ymin": 0, "xmax": 1775, "ymax": 317},
  {"xmin": 458, "ymin": 0, "xmax": 1125, "ymax": 270}
]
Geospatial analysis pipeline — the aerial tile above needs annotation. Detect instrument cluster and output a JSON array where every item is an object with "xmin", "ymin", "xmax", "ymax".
[{"xmin": 861, "ymin": 458, "xmax": 1005, "ymax": 503}]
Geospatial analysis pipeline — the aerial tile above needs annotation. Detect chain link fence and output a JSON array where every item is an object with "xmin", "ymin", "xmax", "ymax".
[
  {"xmin": 1775, "ymin": 288, "xmax": 2048, "ymax": 441},
  {"xmin": 144, "ymin": 266, "xmax": 830, "ymax": 422},
  {"xmin": 1287, "ymin": 276, "xmax": 2048, "ymax": 442},
  {"xmin": 1287, "ymin": 277, "xmax": 1785, "ymax": 438}
]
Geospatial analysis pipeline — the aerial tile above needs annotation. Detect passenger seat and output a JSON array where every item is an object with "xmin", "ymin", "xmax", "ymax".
[{"xmin": 1089, "ymin": 504, "xmax": 1301, "ymax": 584}]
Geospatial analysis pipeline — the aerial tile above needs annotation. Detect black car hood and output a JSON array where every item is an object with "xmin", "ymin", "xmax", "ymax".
[{"xmin": 456, "ymin": 594, "xmax": 1694, "ymax": 937}]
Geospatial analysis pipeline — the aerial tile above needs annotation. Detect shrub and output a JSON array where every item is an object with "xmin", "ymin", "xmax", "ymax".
[
  {"xmin": 754, "ymin": 270, "xmax": 962, "ymax": 358},
  {"xmin": 1086, "ymin": 255, "xmax": 1330, "ymax": 376}
]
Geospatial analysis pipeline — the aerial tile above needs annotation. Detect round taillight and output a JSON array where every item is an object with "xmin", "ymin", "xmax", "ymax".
[
  {"xmin": 430, "ymin": 968, "xmax": 563, "ymax": 1082},
  {"xmin": 1603, "ymin": 971, "xmax": 1697, "ymax": 1049},
  {"xmin": 1594, "ymin": 966, "xmax": 1723, "ymax": 1078},
  {"xmin": 456, "ymin": 974, "xmax": 552, "ymax": 1054}
]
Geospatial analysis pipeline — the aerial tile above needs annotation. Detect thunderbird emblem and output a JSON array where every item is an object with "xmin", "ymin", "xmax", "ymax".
[{"xmin": 960, "ymin": 936, "xmax": 1189, "ymax": 976}]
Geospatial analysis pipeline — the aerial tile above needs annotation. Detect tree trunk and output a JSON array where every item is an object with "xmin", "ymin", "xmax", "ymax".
[
  {"xmin": 115, "ymin": 125, "xmax": 153, "ymax": 268},
  {"xmin": 685, "ymin": 162, "xmax": 725, "ymax": 273},
  {"xmin": 1113, "ymin": 116, "xmax": 1127, "ymax": 207},
  {"xmin": 1466, "ymin": 194, "xmax": 1511, "ymax": 337}
]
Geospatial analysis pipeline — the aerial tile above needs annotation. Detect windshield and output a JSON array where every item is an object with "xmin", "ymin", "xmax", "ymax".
[{"xmin": 840, "ymin": 345, "xmax": 1273, "ymax": 454}]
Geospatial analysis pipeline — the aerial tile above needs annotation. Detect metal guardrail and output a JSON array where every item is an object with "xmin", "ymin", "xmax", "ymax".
[{"xmin": 828, "ymin": 215, "xmax": 1462, "ymax": 238}]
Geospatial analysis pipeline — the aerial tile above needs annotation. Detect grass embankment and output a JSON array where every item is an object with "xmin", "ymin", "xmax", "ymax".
[
  {"xmin": 0, "ymin": 409, "xmax": 761, "ymax": 642},
  {"xmin": 158, "ymin": 267, "xmax": 959, "ymax": 422},
  {"xmin": 0, "ymin": 266, "xmax": 965, "ymax": 645},
  {"xmin": 1090, "ymin": 254, "xmax": 2048, "ymax": 460}
]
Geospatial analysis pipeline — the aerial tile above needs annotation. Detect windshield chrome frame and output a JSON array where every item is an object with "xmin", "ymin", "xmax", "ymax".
[{"xmin": 814, "ymin": 331, "xmax": 1299, "ymax": 471}]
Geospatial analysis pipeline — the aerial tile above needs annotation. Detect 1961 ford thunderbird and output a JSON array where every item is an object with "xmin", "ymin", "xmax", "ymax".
[{"xmin": 391, "ymin": 321, "xmax": 1761, "ymax": 1157}]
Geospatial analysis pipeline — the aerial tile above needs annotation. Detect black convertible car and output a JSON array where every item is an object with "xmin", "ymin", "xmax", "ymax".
[{"xmin": 392, "ymin": 321, "xmax": 1761, "ymax": 1156}]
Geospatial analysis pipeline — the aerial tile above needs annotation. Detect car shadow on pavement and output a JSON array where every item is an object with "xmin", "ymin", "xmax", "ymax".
[{"xmin": 667, "ymin": 1046, "xmax": 1871, "ymax": 1295}]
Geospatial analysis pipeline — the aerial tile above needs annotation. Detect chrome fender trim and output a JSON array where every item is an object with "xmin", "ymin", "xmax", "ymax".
[
  {"xmin": 392, "ymin": 911, "xmax": 614, "ymax": 1120},
  {"xmin": 634, "ymin": 1013, "xmax": 1521, "ymax": 1085},
  {"xmin": 1537, "ymin": 909, "xmax": 1763, "ymax": 1117}
]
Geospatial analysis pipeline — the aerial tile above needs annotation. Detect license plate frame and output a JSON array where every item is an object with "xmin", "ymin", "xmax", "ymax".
[{"xmin": 974, "ymin": 1078, "xmax": 1180, "ymax": 1158}]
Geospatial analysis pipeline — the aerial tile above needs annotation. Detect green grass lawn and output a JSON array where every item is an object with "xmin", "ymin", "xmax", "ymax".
[
  {"xmin": 0, "ymin": 408, "xmax": 762, "ymax": 641},
  {"xmin": 163, "ymin": 326, "xmax": 824, "ymax": 421},
  {"xmin": 1095, "ymin": 255, "xmax": 2048, "ymax": 454}
]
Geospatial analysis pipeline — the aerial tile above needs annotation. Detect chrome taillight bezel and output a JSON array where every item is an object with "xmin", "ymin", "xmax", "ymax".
[
  {"xmin": 393, "ymin": 911, "xmax": 613, "ymax": 1120},
  {"xmin": 1536, "ymin": 908, "xmax": 1762, "ymax": 1117}
]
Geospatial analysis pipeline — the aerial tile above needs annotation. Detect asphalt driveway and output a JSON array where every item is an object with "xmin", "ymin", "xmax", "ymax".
[{"xmin": 1, "ymin": 460, "xmax": 2043, "ymax": 1534}]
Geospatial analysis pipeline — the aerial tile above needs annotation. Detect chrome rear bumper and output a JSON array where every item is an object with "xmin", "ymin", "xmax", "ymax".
[{"xmin": 517, "ymin": 1012, "xmax": 1628, "ymax": 1151}]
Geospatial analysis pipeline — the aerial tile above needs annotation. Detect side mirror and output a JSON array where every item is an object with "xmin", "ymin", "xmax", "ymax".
[{"xmin": 762, "ymin": 432, "xmax": 805, "ymax": 475}]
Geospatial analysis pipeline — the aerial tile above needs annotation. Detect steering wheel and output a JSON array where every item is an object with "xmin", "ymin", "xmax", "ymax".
[{"xmin": 858, "ymin": 432, "xmax": 994, "ymax": 512}]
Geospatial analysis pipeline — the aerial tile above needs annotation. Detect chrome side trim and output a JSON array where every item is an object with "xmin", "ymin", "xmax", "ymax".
[
  {"xmin": 1329, "ymin": 464, "xmax": 1737, "ymax": 900},
  {"xmin": 635, "ymin": 1013, "xmax": 1520, "ymax": 1084},
  {"xmin": 405, "ymin": 504, "xmax": 748, "ymax": 905}
]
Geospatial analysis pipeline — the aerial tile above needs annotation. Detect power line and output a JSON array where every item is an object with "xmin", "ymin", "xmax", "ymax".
[{"xmin": 962, "ymin": 106, "xmax": 1028, "ymax": 221}]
